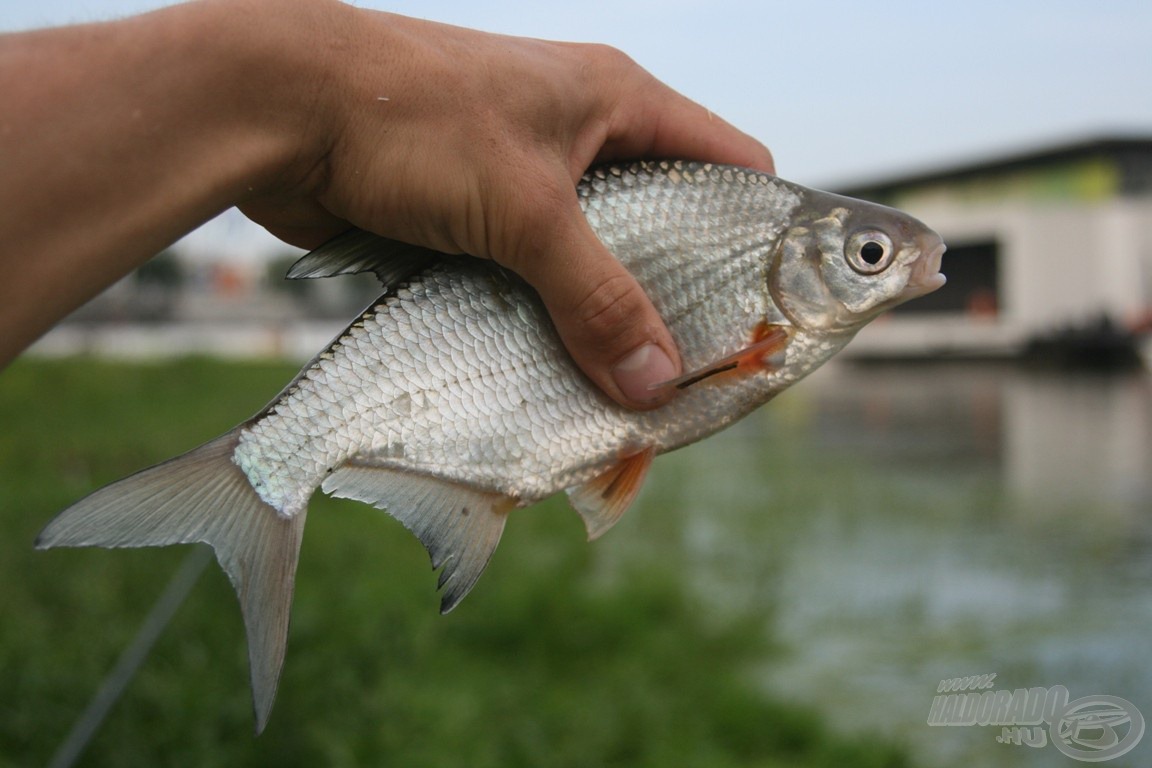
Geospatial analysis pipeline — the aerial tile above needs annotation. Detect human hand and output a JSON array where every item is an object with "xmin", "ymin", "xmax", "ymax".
[{"xmin": 240, "ymin": 1, "xmax": 774, "ymax": 408}]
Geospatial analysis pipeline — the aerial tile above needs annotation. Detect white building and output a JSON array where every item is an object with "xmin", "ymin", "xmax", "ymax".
[{"xmin": 838, "ymin": 136, "xmax": 1152, "ymax": 362}]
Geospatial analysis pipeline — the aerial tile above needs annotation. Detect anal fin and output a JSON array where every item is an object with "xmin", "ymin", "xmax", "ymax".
[
  {"xmin": 652, "ymin": 323, "xmax": 790, "ymax": 391},
  {"xmin": 322, "ymin": 462, "xmax": 513, "ymax": 613},
  {"xmin": 566, "ymin": 447, "xmax": 655, "ymax": 540}
]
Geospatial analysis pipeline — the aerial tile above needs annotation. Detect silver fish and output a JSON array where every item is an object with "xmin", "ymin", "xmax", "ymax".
[{"xmin": 37, "ymin": 161, "xmax": 945, "ymax": 731}]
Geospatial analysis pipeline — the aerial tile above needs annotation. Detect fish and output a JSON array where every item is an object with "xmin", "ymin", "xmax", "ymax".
[{"xmin": 36, "ymin": 160, "xmax": 946, "ymax": 732}]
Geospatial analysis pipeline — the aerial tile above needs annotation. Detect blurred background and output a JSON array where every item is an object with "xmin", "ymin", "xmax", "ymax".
[{"xmin": 3, "ymin": 1, "xmax": 1151, "ymax": 766}]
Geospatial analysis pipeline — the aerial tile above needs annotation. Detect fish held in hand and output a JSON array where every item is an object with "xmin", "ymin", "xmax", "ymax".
[{"xmin": 37, "ymin": 161, "xmax": 945, "ymax": 731}]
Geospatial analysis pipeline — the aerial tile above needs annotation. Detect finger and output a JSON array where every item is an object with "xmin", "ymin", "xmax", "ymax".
[
  {"xmin": 644, "ymin": 98, "xmax": 775, "ymax": 172},
  {"xmin": 591, "ymin": 67, "xmax": 775, "ymax": 174},
  {"xmin": 499, "ymin": 201, "xmax": 680, "ymax": 410}
]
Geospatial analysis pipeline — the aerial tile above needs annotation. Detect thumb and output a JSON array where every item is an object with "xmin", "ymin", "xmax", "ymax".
[{"xmin": 503, "ymin": 208, "xmax": 681, "ymax": 410}]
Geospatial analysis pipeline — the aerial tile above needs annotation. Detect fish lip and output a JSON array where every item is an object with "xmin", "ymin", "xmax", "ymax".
[{"xmin": 903, "ymin": 238, "xmax": 947, "ymax": 299}]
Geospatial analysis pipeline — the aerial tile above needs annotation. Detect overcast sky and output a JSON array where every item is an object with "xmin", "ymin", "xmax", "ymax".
[{"xmin": 6, "ymin": 0, "xmax": 1151, "ymax": 259}]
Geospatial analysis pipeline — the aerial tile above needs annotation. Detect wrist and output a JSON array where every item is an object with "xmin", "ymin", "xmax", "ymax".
[
  {"xmin": 190, "ymin": 0, "xmax": 351, "ymax": 202},
  {"xmin": 0, "ymin": 0, "xmax": 356, "ymax": 363}
]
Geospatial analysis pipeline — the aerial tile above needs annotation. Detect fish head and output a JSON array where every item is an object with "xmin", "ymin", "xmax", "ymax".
[{"xmin": 769, "ymin": 194, "xmax": 946, "ymax": 333}]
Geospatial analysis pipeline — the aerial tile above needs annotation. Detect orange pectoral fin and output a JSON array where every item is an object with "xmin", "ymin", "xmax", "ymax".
[
  {"xmin": 566, "ymin": 447, "xmax": 656, "ymax": 540},
  {"xmin": 651, "ymin": 322, "xmax": 790, "ymax": 392}
]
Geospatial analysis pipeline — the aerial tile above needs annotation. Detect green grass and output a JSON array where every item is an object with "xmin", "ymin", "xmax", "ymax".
[{"xmin": 0, "ymin": 357, "xmax": 910, "ymax": 767}]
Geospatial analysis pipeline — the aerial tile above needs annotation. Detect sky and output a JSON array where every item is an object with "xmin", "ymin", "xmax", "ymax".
[{"xmin": 5, "ymin": 0, "xmax": 1152, "ymax": 260}]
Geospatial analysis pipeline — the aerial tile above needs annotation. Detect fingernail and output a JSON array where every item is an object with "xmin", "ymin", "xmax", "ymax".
[{"xmin": 612, "ymin": 344, "xmax": 678, "ymax": 405}]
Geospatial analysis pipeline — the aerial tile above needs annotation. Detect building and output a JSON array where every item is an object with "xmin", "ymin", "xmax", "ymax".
[{"xmin": 836, "ymin": 136, "xmax": 1152, "ymax": 362}]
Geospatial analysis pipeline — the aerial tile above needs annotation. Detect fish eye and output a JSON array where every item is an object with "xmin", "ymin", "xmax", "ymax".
[{"xmin": 846, "ymin": 231, "xmax": 895, "ymax": 275}]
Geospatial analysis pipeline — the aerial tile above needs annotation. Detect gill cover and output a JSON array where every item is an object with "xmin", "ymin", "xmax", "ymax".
[{"xmin": 770, "ymin": 198, "xmax": 933, "ymax": 331}]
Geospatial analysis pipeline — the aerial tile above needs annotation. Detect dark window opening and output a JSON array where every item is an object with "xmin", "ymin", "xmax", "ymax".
[{"xmin": 893, "ymin": 239, "xmax": 1000, "ymax": 316}]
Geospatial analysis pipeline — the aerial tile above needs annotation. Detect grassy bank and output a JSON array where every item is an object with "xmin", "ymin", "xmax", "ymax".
[{"xmin": 0, "ymin": 357, "xmax": 909, "ymax": 767}]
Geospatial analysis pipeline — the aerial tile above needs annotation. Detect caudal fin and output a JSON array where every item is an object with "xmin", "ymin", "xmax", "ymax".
[{"xmin": 36, "ymin": 428, "xmax": 305, "ymax": 734}]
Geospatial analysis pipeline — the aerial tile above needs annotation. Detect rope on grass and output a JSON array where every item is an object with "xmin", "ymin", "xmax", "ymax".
[{"xmin": 47, "ymin": 546, "xmax": 212, "ymax": 768}]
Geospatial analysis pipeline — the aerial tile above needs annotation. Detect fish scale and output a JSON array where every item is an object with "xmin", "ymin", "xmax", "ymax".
[{"xmin": 38, "ymin": 159, "xmax": 946, "ymax": 732}]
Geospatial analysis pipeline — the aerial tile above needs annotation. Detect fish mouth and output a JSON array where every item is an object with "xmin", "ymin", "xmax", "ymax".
[{"xmin": 902, "ymin": 235, "xmax": 947, "ymax": 299}]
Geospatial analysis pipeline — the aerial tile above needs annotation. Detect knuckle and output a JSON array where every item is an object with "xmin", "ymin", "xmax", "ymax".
[
  {"xmin": 565, "ymin": 42, "xmax": 641, "ymax": 86},
  {"xmin": 585, "ymin": 42, "xmax": 639, "ymax": 73},
  {"xmin": 572, "ymin": 271, "xmax": 643, "ymax": 342},
  {"xmin": 489, "ymin": 181, "xmax": 572, "ymax": 270}
]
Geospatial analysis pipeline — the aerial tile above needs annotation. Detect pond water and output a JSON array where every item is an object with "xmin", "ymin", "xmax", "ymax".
[{"xmin": 605, "ymin": 361, "xmax": 1152, "ymax": 767}]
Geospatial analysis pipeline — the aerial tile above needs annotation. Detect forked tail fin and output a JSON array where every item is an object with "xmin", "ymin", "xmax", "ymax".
[{"xmin": 35, "ymin": 428, "xmax": 305, "ymax": 734}]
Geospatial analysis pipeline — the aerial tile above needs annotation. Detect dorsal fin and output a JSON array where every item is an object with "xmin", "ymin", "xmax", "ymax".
[{"xmin": 286, "ymin": 228, "xmax": 446, "ymax": 288}]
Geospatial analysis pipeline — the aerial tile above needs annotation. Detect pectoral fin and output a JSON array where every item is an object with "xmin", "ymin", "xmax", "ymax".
[
  {"xmin": 566, "ymin": 447, "xmax": 656, "ymax": 540},
  {"xmin": 322, "ymin": 461, "xmax": 513, "ymax": 612},
  {"xmin": 652, "ymin": 323, "xmax": 790, "ymax": 391}
]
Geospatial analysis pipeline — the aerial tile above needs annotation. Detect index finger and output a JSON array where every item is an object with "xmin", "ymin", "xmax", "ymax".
[{"xmin": 594, "ymin": 72, "xmax": 775, "ymax": 175}]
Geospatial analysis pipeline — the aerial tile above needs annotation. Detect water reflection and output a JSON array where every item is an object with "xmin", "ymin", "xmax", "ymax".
[
  {"xmin": 613, "ymin": 361, "xmax": 1152, "ymax": 768},
  {"xmin": 1005, "ymin": 369, "xmax": 1152, "ymax": 518}
]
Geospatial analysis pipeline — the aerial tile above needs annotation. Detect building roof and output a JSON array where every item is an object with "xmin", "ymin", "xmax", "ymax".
[{"xmin": 836, "ymin": 135, "xmax": 1152, "ymax": 201}]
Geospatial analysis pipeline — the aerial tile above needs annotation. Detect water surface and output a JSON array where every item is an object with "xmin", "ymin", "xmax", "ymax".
[{"xmin": 607, "ymin": 361, "xmax": 1152, "ymax": 767}]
